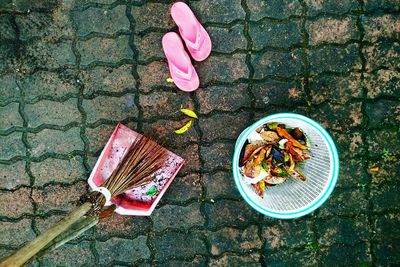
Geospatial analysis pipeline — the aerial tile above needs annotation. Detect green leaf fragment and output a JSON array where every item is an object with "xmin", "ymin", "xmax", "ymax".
[
  {"xmin": 261, "ymin": 161, "xmax": 269, "ymax": 171},
  {"xmin": 145, "ymin": 185, "xmax": 158, "ymax": 196},
  {"xmin": 267, "ymin": 122, "xmax": 278, "ymax": 130},
  {"xmin": 284, "ymin": 154, "xmax": 289, "ymax": 162}
]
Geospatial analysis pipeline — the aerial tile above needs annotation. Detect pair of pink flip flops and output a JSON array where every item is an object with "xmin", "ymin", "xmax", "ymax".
[{"xmin": 162, "ymin": 2, "xmax": 212, "ymax": 92}]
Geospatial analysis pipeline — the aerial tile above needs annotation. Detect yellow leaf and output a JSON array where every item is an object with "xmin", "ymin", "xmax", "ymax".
[
  {"xmin": 174, "ymin": 120, "xmax": 193, "ymax": 134},
  {"xmin": 180, "ymin": 108, "xmax": 198, "ymax": 119},
  {"xmin": 369, "ymin": 166, "xmax": 379, "ymax": 172},
  {"xmin": 166, "ymin": 77, "xmax": 174, "ymax": 83}
]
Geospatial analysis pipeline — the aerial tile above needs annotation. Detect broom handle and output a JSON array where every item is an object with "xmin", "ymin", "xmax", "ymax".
[{"xmin": 0, "ymin": 202, "xmax": 93, "ymax": 267}]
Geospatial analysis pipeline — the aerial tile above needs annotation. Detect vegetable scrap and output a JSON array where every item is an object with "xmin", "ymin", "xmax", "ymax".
[
  {"xmin": 239, "ymin": 122, "xmax": 311, "ymax": 197},
  {"xmin": 166, "ymin": 77, "xmax": 174, "ymax": 83},
  {"xmin": 369, "ymin": 166, "xmax": 379, "ymax": 172},
  {"xmin": 175, "ymin": 119, "xmax": 193, "ymax": 134}
]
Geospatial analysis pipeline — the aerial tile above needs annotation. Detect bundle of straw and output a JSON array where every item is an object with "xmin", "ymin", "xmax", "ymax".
[{"xmin": 0, "ymin": 135, "xmax": 169, "ymax": 267}]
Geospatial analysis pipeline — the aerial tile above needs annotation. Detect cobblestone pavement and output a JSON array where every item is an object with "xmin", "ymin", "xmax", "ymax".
[{"xmin": 0, "ymin": 0, "xmax": 399, "ymax": 266}]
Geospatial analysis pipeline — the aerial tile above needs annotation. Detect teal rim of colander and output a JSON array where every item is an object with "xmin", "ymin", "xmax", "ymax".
[{"xmin": 232, "ymin": 113, "xmax": 340, "ymax": 219}]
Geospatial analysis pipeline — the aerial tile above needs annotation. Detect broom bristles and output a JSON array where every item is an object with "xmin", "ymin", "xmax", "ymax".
[{"xmin": 96, "ymin": 135, "xmax": 169, "ymax": 207}]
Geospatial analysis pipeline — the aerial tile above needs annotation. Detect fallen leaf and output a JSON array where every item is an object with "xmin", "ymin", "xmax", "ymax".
[
  {"xmin": 369, "ymin": 166, "xmax": 379, "ymax": 172},
  {"xmin": 175, "ymin": 120, "xmax": 193, "ymax": 134},
  {"xmin": 180, "ymin": 108, "xmax": 198, "ymax": 119}
]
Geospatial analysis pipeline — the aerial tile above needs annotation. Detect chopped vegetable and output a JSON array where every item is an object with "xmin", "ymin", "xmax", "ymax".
[{"xmin": 240, "ymin": 122, "xmax": 310, "ymax": 198}]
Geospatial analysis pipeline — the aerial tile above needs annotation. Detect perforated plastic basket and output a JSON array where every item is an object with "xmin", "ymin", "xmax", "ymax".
[{"xmin": 232, "ymin": 113, "xmax": 339, "ymax": 219}]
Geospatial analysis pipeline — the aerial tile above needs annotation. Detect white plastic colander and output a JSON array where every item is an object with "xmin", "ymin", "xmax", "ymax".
[{"xmin": 232, "ymin": 113, "xmax": 340, "ymax": 219}]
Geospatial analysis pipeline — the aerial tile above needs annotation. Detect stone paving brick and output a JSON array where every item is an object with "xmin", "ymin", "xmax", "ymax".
[
  {"xmin": 337, "ymin": 158, "xmax": 369, "ymax": 188},
  {"xmin": 366, "ymin": 129, "xmax": 400, "ymax": 158},
  {"xmin": 264, "ymin": 249, "xmax": 317, "ymax": 266},
  {"xmin": 19, "ymin": 70, "xmax": 79, "ymax": 102},
  {"xmin": 80, "ymin": 64, "xmax": 136, "ymax": 97},
  {"xmin": 309, "ymin": 102, "xmax": 363, "ymax": 132},
  {"xmin": 41, "ymin": 241, "xmax": 94, "ymax": 266},
  {"xmin": 304, "ymin": 0, "xmax": 359, "ymax": 16},
  {"xmin": 163, "ymin": 173, "xmax": 202, "ymax": 202},
  {"xmin": 309, "ymin": 73, "xmax": 362, "ymax": 104},
  {"xmin": 369, "ymin": 158, "xmax": 399, "ymax": 184},
  {"xmin": 250, "ymin": 20, "xmax": 302, "ymax": 49},
  {"xmin": 171, "ymin": 144, "xmax": 200, "ymax": 174},
  {"xmin": 317, "ymin": 215, "xmax": 370, "ymax": 246},
  {"xmin": 0, "ymin": 132, "xmax": 25, "ymax": 160},
  {"xmin": 191, "ymin": 0, "xmax": 245, "ymax": 23},
  {"xmin": 200, "ymin": 112, "xmax": 250, "ymax": 142},
  {"xmin": 364, "ymin": 0, "xmax": 400, "ymax": 12},
  {"xmin": 208, "ymin": 24, "xmax": 247, "ymax": 54},
  {"xmin": 0, "ymin": 188, "xmax": 33, "ymax": 218},
  {"xmin": 32, "ymin": 181, "xmax": 87, "ymax": 214},
  {"xmin": 158, "ymin": 256, "xmax": 206, "ymax": 267},
  {"xmin": 78, "ymin": 35, "xmax": 132, "ymax": 65},
  {"xmin": 0, "ymin": 0, "xmax": 59, "ymax": 13},
  {"xmin": 363, "ymin": 41, "xmax": 400, "ymax": 71},
  {"xmin": 72, "ymin": 5, "xmax": 129, "ymax": 37},
  {"xmin": 365, "ymin": 70, "xmax": 400, "ymax": 98},
  {"xmin": 151, "ymin": 203, "xmax": 205, "ymax": 231},
  {"xmin": 205, "ymin": 200, "xmax": 259, "ymax": 228},
  {"xmin": 0, "ymin": 103, "xmax": 22, "ymax": 131},
  {"xmin": 247, "ymin": 0, "xmax": 302, "ymax": 20},
  {"xmin": 331, "ymin": 131, "xmax": 364, "ymax": 158},
  {"xmin": 210, "ymin": 253, "xmax": 261, "ymax": 267},
  {"xmin": 0, "ymin": 161, "xmax": 30, "ymax": 190},
  {"xmin": 371, "ymin": 184, "xmax": 400, "ymax": 212},
  {"xmin": 96, "ymin": 236, "xmax": 150, "ymax": 265},
  {"xmin": 366, "ymin": 99, "xmax": 400, "ymax": 127},
  {"xmin": 140, "ymin": 91, "xmax": 192, "ymax": 119},
  {"xmin": 134, "ymin": 32, "xmax": 165, "ymax": 61},
  {"xmin": 362, "ymin": 14, "xmax": 400, "ymax": 42},
  {"xmin": 307, "ymin": 16, "xmax": 360, "ymax": 45},
  {"xmin": 203, "ymin": 171, "xmax": 241, "ymax": 200},
  {"xmin": 22, "ymin": 40, "xmax": 75, "ymax": 71},
  {"xmin": 0, "ymin": 14, "xmax": 16, "ymax": 41},
  {"xmin": 95, "ymin": 214, "xmax": 151, "ymax": 239},
  {"xmin": 25, "ymin": 98, "xmax": 81, "ymax": 128},
  {"xmin": 196, "ymin": 83, "xmax": 251, "ymax": 114},
  {"xmin": 83, "ymin": 93, "xmax": 138, "ymax": 124},
  {"xmin": 252, "ymin": 80, "xmax": 305, "ymax": 107},
  {"xmin": 143, "ymin": 119, "xmax": 199, "ymax": 146},
  {"xmin": 137, "ymin": 61, "xmax": 174, "ymax": 93},
  {"xmin": 318, "ymin": 187, "xmax": 368, "ymax": 217},
  {"xmin": 207, "ymin": 225, "xmax": 262, "ymax": 255},
  {"xmin": 252, "ymin": 49, "xmax": 304, "ymax": 79},
  {"xmin": 0, "ymin": 43, "xmax": 14, "ymax": 73},
  {"xmin": 30, "ymin": 156, "xmax": 86, "ymax": 186},
  {"xmin": 374, "ymin": 239, "xmax": 400, "ymax": 267},
  {"xmin": 85, "ymin": 124, "xmax": 116, "ymax": 154},
  {"xmin": 0, "ymin": 219, "xmax": 35, "ymax": 246},
  {"xmin": 131, "ymin": 3, "xmax": 174, "ymax": 32},
  {"xmin": 319, "ymin": 243, "xmax": 372, "ymax": 266},
  {"xmin": 150, "ymin": 232, "xmax": 206, "ymax": 260},
  {"xmin": 372, "ymin": 213, "xmax": 400, "ymax": 241},
  {"xmin": 263, "ymin": 219, "xmax": 313, "ymax": 249},
  {"xmin": 309, "ymin": 44, "xmax": 361, "ymax": 74},
  {"xmin": 28, "ymin": 127, "xmax": 84, "ymax": 157},
  {"xmin": 196, "ymin": 54, "xmax": 249, "ymax": 83},
  {"xmin": 16, "ymin": 9, "xmax": 74, "ymax": 41},
  {"xmin": 0, "ymin": 73, "xmax": 20, "ymax": 104},
  {"xmin": 201, "ymin": 142, "xmax": 235, "ymax": 171}
]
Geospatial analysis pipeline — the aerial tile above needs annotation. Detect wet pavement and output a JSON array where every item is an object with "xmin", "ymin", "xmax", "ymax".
[{"xmin": 0, "ymin": 0, "xmax": 399, "ymax": 266}]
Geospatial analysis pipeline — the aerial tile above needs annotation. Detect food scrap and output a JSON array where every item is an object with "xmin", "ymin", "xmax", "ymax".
[
  {"xmin": 174, "ymin": 107, "xmax": 198, "ymax": 134},
  {"xmin": 239, "ymin": 122, "xmax": 311, "ymax": 197},
  {"xmin": 175, "ymin": 119, "xmax": 193, "ymax": 134}
]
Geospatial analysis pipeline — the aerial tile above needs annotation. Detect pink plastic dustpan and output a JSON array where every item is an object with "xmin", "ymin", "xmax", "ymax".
[{"xmin": 88, "ymin": 123, "xmax": 185, "ymax": 216}]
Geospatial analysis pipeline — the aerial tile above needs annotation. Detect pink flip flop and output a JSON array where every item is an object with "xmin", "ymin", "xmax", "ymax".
[
  {"xmin": 171, "ymin": 2, "xmax": 212, "ymax": 62},
  {"xmin": 162, "ymin": 32, "xmax": 199, "ymax": 92}
]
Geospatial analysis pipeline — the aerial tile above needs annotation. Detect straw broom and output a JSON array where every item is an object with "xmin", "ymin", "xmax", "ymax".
[{"xmin": 0, "ymin": 135, "xmax": 169, "ymax": 267}]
